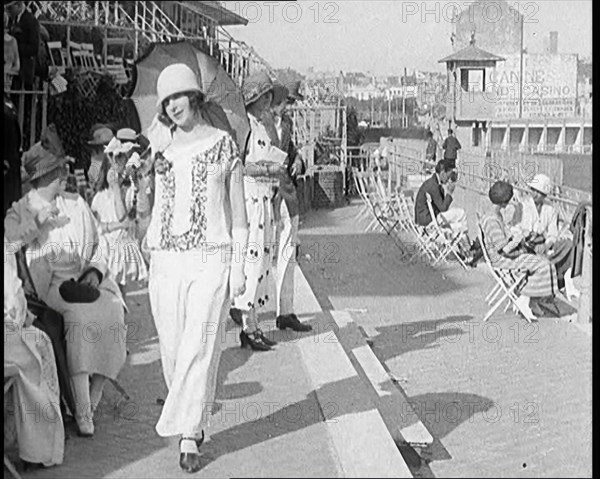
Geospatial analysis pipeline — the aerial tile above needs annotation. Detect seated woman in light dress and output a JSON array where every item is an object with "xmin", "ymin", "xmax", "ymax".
[
  {"xmin": 480, "ymin": 181, "xmax": 559, "ymax": 321},
  {"xmin": 4, "ymin": 235, "xmax": 64, "ymax": 468},
  {"xmin": 5, "ymin": 142, "xmax": 127, "ymax": 437},
  {"xmin": 508, "ymin": 174, "xmax": 578, "ymax": 299}
]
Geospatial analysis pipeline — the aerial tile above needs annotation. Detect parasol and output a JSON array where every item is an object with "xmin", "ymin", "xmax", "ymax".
[{"xmin": 130, "ymin": 41, "xmax": 249, "ymax": 158}]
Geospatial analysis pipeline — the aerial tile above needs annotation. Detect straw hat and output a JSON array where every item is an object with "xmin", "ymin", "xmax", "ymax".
[
  {"xmin": 527, "ymin": 173, "xmax": 552, "ymax": 196},
  {"xmin": 21, "ymin": 143, "xmax": 69, "ymax": 182},
  {"xmin": 156, "ymin": 63, "xmax": 203, "ymax": 109},
  {"xmin": 88, "ymin": 126, "xmax": 114, "ymax": 146},
  {"xmin": 116, "ymin": 128, "xmax": 139, "ymax": 143},
  {"xmin": 242, "ymin": 70, "xmax": 273, "ymax": 106}
]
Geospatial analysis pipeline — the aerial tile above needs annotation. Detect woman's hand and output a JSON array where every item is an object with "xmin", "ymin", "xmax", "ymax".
[
  {"xmin": 24, "ymin": 310, "xmax": 36, "ymax": 328},
  {"xmin": 79, "ymin": 270, "xmax": 101, "ymax": 288},
  {"xmin": 229, "ymin": 267, "xmax": 246, "ymax": 298}
]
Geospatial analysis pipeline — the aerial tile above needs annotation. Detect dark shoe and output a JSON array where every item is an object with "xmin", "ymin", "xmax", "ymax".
[
  {"xmin": 229, "ymin": 308, "xmax": 243, "ymax": 327},
  {"xmin": 276, "ymin": 314, "xmax": 312, "ymax": 332},
  {"xmin": 536, "ymin": 298, "xmax": 561, "ymax": 318},
  {"xmin": 240, "ymin": 330, "xmax": 272, "ymax": 351},
  {"xmin": 179, "ymin": 452, "xmax": 202, "ymax": 473},
  {"xmin": 256, "ymin": 328, "xmax": 277, "ymax": 347},
  {"xmin": 179, "ymin": 433, "xmax": 204, "ymax": 474}
]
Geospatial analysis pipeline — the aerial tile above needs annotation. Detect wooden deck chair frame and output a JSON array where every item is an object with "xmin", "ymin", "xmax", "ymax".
[
  {"xmin": 424, "ymin": 192, "xmax": 469, "ymax": 269},
  {"xmin": 4, "ymin": 364, "xmax": 23, "ymax": 479},
  {"xmin": 400, "ymin": 194, "xmax": 442, "ymax": 264},
  {"xmin": 47, "ymin": 41, "xmax": 67, "ymax": 74},
  {"xmin": 352, "ymin": 168, "xmax": 375, "ymax": 226},
  {"xmin": 476, "ymin": 217, "xmax": 532, "ymax": 323},
  {"xmin": 353, "ymin": 171, "xmax": 380, "ymax": 231}
]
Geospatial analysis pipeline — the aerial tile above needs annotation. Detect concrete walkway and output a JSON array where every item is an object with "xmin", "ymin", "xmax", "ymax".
[
  {"xmin": 298, "ymin": 200, "xmax": 592, "ymax": 478},
  {"xmin": 15, "ymin": 198, "xmax": 591, "ymax": 478},
  {"xmin": 20, "ymin": 282, "xmax": 343, "ymax": 478}
]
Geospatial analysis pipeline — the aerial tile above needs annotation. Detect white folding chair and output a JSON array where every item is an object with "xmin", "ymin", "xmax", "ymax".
[
  {"xmin": 401, "ymin": 193, "xmax": 443, "ymax": 264},
  {"xmin": 425, "ymin": 192, "xmax": 469, "ymax": 269},
  {"xmin": 477, "ymin": 217, "xmax": 532, "ymax": 323},
  {"xmin": 47, "ymin": 41, "xmax": 67, "ymax": 74}
]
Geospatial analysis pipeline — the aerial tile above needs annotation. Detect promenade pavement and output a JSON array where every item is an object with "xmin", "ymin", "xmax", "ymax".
[{"xmin": 298, "ymin": 199, "xmax": 592, "ymax": 478}]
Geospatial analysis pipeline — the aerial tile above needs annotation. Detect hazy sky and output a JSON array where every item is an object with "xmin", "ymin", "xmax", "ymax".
[{"xmin": 226, "ymin": 1, "xmax": 593, "ymax": 75}]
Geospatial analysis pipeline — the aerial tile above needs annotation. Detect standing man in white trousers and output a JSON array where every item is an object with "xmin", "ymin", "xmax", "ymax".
[{"xmin": 271, "ymin": 81, "xmax": 312, "ymax": 332}]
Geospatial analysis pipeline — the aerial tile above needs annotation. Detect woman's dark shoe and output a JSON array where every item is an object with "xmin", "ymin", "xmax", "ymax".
[
  {"xmin": 240, "ymin": 330, "xmax": 272, "ymax": 351},
  {"xmin": 256, "ymin": 328, "xmax": 277, "ymax": 347},
  {"xmin": 179, "ymin": 451, "xmax": 202, "ymax": 473},
  {"xmin": 276, "ymin": 314, "xmax": 312, "ymax": 332},
  {"xmin": 179, "ymin": 433, "xmax": 205, "ymax": 474},
  {"xmin": 229, "ymin": 308, "xmax": 243, "ymax": 326}
]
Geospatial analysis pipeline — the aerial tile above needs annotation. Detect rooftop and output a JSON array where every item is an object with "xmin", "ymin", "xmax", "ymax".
[{"xmin": 438, "ymin": 44, "xmax": 506, "ymax": 63}]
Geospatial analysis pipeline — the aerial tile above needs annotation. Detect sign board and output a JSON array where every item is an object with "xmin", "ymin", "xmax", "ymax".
[{"xmin": 489, "ymin": 54, "xmax": 578, "ymax": 119}]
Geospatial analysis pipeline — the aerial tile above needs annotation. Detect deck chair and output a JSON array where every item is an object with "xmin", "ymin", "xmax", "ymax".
[
  {"xmin": 47, "ymin": 41, "xmax": 67, "ymax": 74},
  {"xmin": 425, "ymin": 193, "xmax": 469, "ymax": 269},
  {"xmin": 4, "ymin": 364, "xmax": 23, "ymax": 479},
  {"xmin": 476, "ymin": 217, "xmax": 532, "ymax": 323},
  {"xmin": 400, "ymin": 193, "xmax": 443, "ymax": 264}
]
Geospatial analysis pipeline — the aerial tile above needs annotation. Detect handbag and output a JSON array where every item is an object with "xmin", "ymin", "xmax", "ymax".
[{"xmin": 59, "ymin": 269, "xmax": 102, "ymax": 303}]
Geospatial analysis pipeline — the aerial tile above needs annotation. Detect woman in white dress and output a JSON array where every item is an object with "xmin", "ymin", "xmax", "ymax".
[
  {"xmin": 4, "ymin": 235, "xmax": 64, "ymax": 467},
  {"xmin": 4, "ymin": 145, "xmax": 127, "ymax": 437},
  {"xmin": 230, "ymin": 70, "xmax": 287, "ymax": 351},
  {"xmin": 145, "ymin": 63, "xmax": 248, "ymax": 473},
  {"xmin": 91, "ymin": 138, "xmax": 148, "ymax": 291}
]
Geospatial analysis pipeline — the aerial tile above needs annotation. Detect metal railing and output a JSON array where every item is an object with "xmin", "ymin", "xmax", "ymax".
[{"xmin": 6, "ymin": 83, "xmax": 49, "ymax": 152}]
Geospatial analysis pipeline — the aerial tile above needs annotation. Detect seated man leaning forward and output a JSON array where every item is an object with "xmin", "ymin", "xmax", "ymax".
[
  {"xmin": 414, "ymin": 159, "xmax": 470, "ymax": 250},
  {"xmin": 511, "ymin": 173, "xmax": 578, "ymax": 299}
]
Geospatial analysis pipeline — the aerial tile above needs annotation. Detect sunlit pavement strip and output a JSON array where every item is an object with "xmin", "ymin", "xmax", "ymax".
[
  {"xmin": 295, "ymin": 268, "xmax": 413, "ymax": 478},
  {"xmin": 331, "ymin": 310, "xmax": 434, "ymax": 449}
]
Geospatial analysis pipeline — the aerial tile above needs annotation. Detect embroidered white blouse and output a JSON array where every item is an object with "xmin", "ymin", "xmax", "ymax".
[{"xmin": 145, "ymin": 128, "xmax": 241, "ymax": 252}]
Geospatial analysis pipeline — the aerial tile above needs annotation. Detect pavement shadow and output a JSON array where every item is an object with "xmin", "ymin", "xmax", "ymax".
[
  {"xmin": 215, "ymin": 345, "xmax": 263, "ymax": 402},
  {"xmin": 368, "ymin": 315, "xmax": 473, "ymax": 363},
  {"xmin": 199, "ymin": 374, "xmax": 378, "ymax": 469},
  {"xmin": 298, "ymin": 233, "xmax": 466, "ymax": 299}
]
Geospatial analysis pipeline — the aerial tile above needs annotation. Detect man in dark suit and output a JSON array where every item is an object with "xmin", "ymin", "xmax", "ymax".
[
  {"xmin": 6, "ymin": 1, "xmax": 40, "ymax": 90},
  {"xmin": 442, "ymin": 128, "xmax": 461, "ymax": 168},
  {"xmin": 414, "ymin": 159, "xmax": 468, "ymax": 238}
]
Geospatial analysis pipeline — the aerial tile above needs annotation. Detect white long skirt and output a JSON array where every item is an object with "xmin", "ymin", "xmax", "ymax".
[{"xmin": 148, "ymin": 248, "xmax": 231, "ymax": 437}]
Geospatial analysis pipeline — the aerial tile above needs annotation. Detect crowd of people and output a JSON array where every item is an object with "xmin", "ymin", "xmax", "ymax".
[{"xmin": 4, "ymin": 56, "xmax": 311, "ymax": 473}]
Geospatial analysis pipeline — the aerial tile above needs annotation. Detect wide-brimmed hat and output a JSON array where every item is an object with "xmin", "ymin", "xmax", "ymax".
[
  {"xmin": 271, "ymin": 82, "xmax": 289, "ymax": 107},
  {"xmin": 286, "ymin": 80, "xmax": 304, "ymax": 102},
  {"xmin": 116, "ymin": 128, "xmax": 138, "ymax": 143},
  {"xmin": 156, "ymin": 63, "xmax": 203, "ymax": 109},
  {"xmin": 21, "ymin": 142, "xmax": 70, "ymax": 183},
  {"xmin": 243, "ymin": 70, "xmax": 273, "ymax": 106},
  {"xmin": 489, "ymin": 181, "xmax": 514, "ymax": 205},
  {"xmin": 528, "ymin": 173, "xmax": 552, "ymax": 196},
  {"xmin": 88, "ymin": 126, "xmax": 114, "ymax": 146}
]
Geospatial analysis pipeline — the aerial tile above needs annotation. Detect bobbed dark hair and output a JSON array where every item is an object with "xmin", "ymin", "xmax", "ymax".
[{"xmin": 158, "ymin": 90, "xmax": 206, "ymax": 127}]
